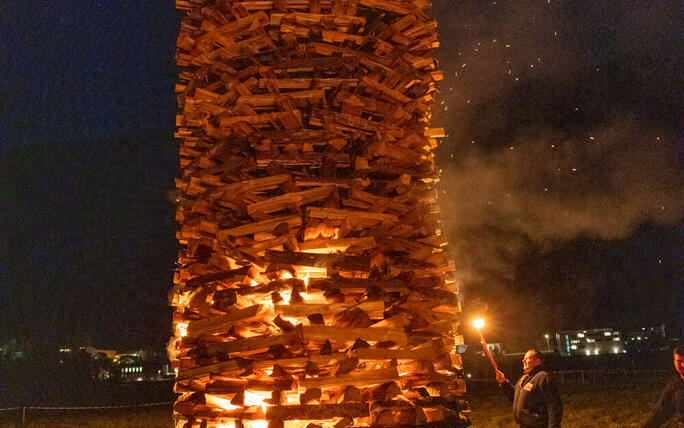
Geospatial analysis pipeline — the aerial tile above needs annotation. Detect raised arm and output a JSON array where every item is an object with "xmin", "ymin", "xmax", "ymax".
[{"xmin": 496, "ymin": 370, "xmax": 514, "ymax": 402}]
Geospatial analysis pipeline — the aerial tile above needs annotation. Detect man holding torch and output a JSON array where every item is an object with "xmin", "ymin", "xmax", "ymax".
[{"xmin": 495, "ymin": 349, "xmax": 563, "ymax": 428}]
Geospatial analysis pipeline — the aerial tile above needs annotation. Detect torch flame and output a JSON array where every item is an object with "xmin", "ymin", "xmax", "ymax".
[{"xmin": 472, "ymin": 318, "xmax": 485, "ymax": 329}]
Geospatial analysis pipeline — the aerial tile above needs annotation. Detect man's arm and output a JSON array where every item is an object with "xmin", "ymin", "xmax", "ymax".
[
  {"xmin": 642, "ymin": 381, "xmax": 674, "ymax": 428},
  {"xmin": 496, "ymin": 370, "xmax": 515, "ymax": 402}
]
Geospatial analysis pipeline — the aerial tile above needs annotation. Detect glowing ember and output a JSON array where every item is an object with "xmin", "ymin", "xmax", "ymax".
[
  {"xmin": 280, "ymin": 272, "xmax": 294, "ymax": 280},
  {"xmin": 176, "ymin": 322, "xmax": 188, "ymax": 337}
]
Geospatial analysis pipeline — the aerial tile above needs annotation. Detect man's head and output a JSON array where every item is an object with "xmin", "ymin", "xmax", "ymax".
[
  {"xmin": 673, "ymin": 346, "xmax": 684, "ymax": 379},
  {"xmin": 522, "ymin": 349, "xmax": 542, "ymax": 373}
]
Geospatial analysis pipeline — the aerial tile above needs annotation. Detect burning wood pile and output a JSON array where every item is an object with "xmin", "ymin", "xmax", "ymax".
[{"xmin": 169, "ymin": 0, "xmax": 469, "ymax": 426}]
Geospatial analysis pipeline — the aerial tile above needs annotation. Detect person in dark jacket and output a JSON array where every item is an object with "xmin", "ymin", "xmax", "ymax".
[
  {"xmin": 643, "ymin": 346, "xmax": 684, "ymax": 427},
  {"xmin": 495, "ymin": 349, "xmax": 562, "ymax": 428}
]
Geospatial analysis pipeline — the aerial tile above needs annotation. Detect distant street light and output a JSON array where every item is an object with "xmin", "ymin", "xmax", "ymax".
[{"xmin": 544, "ymin": 334, "xmax": 550, "ymax": 352}]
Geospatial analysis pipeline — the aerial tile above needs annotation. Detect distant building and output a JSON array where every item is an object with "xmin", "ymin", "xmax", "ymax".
[
  {"xmin": 81, "ymin": 346, "xmax": 117, "ymax": 360},
  {"xmin": 485, "ymin": 343, "xmax": 503, "ymax": 354},
  {"xmin": 556, "ymin": 325, "xmax": 669, "ymax": 356},
  {"xmin": 623, "ymin": 325, "xmax": 668, "ymax": 351},
  {"xmin": 114, "ymin": 350, "xmax": 174, "ymax": 382},
  {"xmin": 116, "ymin": 353, "xmax": 146, "ymax": 381},
  {"xmin": 556, "ymin": 328, "xmax": 624, "ymax": 357}
]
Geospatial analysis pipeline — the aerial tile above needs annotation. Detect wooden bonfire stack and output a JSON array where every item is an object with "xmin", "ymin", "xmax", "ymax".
[{"xmin": 169, "ymin": 0, "xmax": 469, "ymax": 427}]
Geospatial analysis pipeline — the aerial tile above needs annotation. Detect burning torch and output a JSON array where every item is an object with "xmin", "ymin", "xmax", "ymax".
[{"xmin": 472, "ymin": 318, "xmax": 499, "ymax": 371}]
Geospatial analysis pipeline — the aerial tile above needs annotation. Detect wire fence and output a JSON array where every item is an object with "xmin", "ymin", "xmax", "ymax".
[
  {"xmin": 468, "ymin": 368, "xmax": 671, "ymax": 384},
  {"xmin": 0, "ymin": 401, "xmax": 173, "ymax": 424}
]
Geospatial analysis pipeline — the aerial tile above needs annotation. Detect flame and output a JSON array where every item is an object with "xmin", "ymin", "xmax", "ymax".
[
  {"xmin": 248, "ymin": 278, "xmax": 259, "ymax": 287},
  {"xmin": 176, "ymin": 322, "xmax": 188, "ymax": 337},
  {"xmin": 245, "ymin": 421, "xmax": 268, "ymax": 428},
  {"xmin": 281, "ymin": 316, "xmax": 300, "ymax": 325},
  {"xmin": 303, "ymin": 272, "xmax": 310, "ymax": 293},
  {"xmin": 244, "ymin": 390, "xmax": 271, "ymax": 414},
  {"xmin": 280, "ymin": 289, "xmax": 292, "ymax": 304},
  {"xmin": 205, "ymin": 394, "xmax": 240, "ymax": 411}
]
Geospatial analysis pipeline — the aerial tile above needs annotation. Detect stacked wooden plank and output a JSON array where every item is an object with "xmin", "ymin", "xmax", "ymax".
[{"xmin": 170, "ymin": 0, "xmax": 469, "ymax": 427}]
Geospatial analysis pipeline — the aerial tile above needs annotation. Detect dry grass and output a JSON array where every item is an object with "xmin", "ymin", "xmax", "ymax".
[
  {"xmin": 0, "ymin": 406, "xmax": 173, "ymax": 428},
  {"xmin": 467, "ymin": 379, "xmax": 677, "ymax": 427}
]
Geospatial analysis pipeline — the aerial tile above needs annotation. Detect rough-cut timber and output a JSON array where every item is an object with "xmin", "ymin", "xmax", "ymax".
[{"xmin": 169, "ymin": 0, "xmax": 469, "ymax": 427}]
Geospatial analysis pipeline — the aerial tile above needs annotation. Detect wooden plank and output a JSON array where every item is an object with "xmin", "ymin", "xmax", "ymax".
[
  {"xmin": 307, "ymin": 207, "xmax": 399, "ymax": 224},
  {"xmin": 187, "ymin": 305, "xmax": 262, "ymax": 336},
  {"xmin": 258, "ymin": 78, "xmax": 359, "ymax": 89},
  {"xmin": 246, "ymin": 186, "xmax": 335, "ymax": 216},
  {"xmin": 299, "ymin": 367, "xmax": 399, "ymax": 389},
  {"xmin": 270, "ymin": 12, "xmax": 366, "ymax": 26},
  {"xmin": 177, "ymin": 360, "xmax": 242, "ymax": 381},
  {"xmin": 266, "ymin": 403, "xmax": 369, "ymax": 420},
  {"xmin": 206, "ymin": 332, "xmax": 300, "ymax": 356},
  {"xmin": 354, "ymin": 347, "xmax": 445, "ymax": 361},
  {"xmin": 302, "ymin": 325, "xmax": 407, "ymax": 344},
  {"xmin": 275, "ymin": 300, "xmax": 384, "ymax": 318},
  {"xmin": 182, "ymin": 266, "xmax": 251, "ymax": 290},
  {"xmin": 209, "ymin": 174, "xmax": 292, "ymax": 196},
  {"xmin": 217, "ymin": 215, "xmax": 302, "ymax": 239},
  {"xmin": 360, "ymin": 76, "xmax": 412, "ymax": 104},
  {"xmin": 265, "ymin": 250, "xmax": 371, "ymax": 271},
  {"xmin": 297, "ymin": 236, "xmax": 376, "ymax": 253},
  {"xmin": 237, "ymin": 89, "xmax": 326, "ymax": 107}
]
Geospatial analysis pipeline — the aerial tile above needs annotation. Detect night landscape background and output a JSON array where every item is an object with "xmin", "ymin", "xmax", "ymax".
[{"xmin": 0, "ymin": 0, "xmax": 680, "ymax": 356}]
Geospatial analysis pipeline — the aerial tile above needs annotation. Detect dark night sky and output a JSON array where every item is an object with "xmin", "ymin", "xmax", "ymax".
[{"xmin": 0, "ymin": 1, "xmax": 681, "ymax": 351}]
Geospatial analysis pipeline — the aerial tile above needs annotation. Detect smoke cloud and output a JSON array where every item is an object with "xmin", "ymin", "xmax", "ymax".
[
  {"xmin": 440, "ymin": 120, "xmax": 680, "ymax": 284},
  {"xmin": 431, "ymin": 0, "xmax": 681, "ymax": 344}
]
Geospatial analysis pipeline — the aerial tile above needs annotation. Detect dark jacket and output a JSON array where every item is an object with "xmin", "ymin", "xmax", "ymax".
[
  {"xmin": 643, "ymin": 376, "xmax": 684, "ymax": 428},
  {"xmin": 500, "ymin": 367, "xmax": 562, "ymax": 428}
]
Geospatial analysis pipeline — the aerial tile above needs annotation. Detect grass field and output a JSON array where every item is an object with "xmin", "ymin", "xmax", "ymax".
[
  {"xmin": 0, "ymin": 380, "xmax": 677, "ymax": 427},
  {"xmin": 467, "ymin": 379, "xmax": 677, "ymax": 428},
  {"xmin": 0, "ymin": 406, "xmax": 174, "ymax": 428}
]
